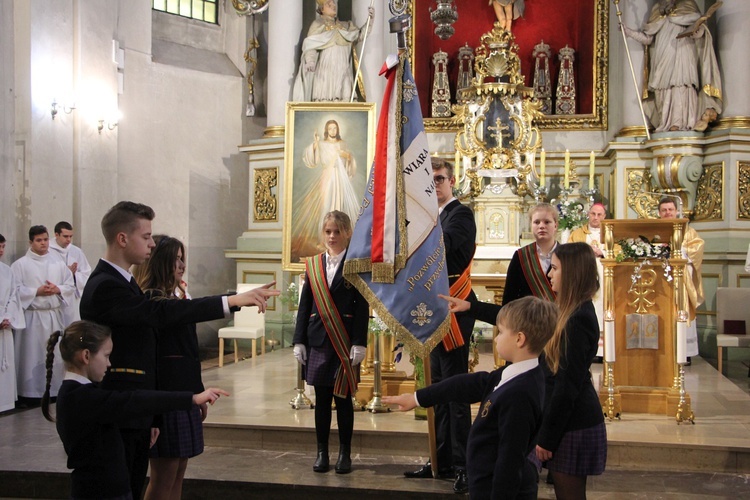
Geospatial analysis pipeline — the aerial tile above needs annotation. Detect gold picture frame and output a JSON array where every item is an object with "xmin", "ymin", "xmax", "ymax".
[
  {"xmin": 282, "ymin": 102, "xmax": 376, "ymax": 272},
  {"xmin": 407, "ymin": 0, "xmax": 609, "ymax": 132}
]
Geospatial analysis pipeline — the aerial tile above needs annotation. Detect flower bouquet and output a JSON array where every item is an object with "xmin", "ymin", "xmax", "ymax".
[
  {"xmin": 556, "ymin": 200, "xmax": 587, "ymax": 230},
  {"xmin": 616, "ymin": 235, "xmax": 672, "ymax": 289}
]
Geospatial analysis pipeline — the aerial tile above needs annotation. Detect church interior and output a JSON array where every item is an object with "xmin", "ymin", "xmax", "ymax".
[{"xmin": 2, "ymin": 0, "xmax": 750, "ymax": 498}]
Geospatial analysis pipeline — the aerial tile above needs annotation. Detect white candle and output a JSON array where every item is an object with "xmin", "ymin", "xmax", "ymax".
[
  {"xmin": 540, "ymin": 148, "xmax": 546, "ymax": 187},
  {"xmin": 564, "ymin": 149, "xmax": 570, "ymax": 188},
  {"xmin": 589, "ymin": 150, "xmax": 595, "ymax": 187},
  {"xmin": 604, "ymin": 320, "xmax": 616, "ymax": 363},
  {"xmin": 455, "ymin": 151, "xmax": 461, "ymax": 170},
  {"xmin": 676, "ymin": 321, "xmax": 687, "ymax": 364}
]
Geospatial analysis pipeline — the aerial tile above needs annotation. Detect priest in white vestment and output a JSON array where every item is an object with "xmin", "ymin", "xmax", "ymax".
[
  {"xmin": 49, "ymin": 221, "xmax": 91, "ymax": 327},
  {"xmin": 658, "ymin": 198, "xmax": 704, "ymax": 359},
  {"xmin": 11, "ymin": 226, "xmax": 75, "ymax": 399},
  {"xmin": 0, "ymin": 236, "xmax": 25, "ymax": 412}
]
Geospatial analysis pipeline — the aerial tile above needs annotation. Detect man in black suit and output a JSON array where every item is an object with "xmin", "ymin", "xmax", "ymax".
[
  {"xmin": 80, "ymin": 201, "xmax": 277, "ymax": 499},
  {"xmin": 404, "ymin": 159, "xmax": 476, "ymax": 493}
]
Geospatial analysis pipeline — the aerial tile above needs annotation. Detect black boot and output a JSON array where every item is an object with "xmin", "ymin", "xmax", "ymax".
[
  {"xmin": 313, "ymin": 443, "xmax": 329, "ymax": 473},
  {"xmin": 335, "ymin": 444, "xmax": 352, "ymax": 474}
]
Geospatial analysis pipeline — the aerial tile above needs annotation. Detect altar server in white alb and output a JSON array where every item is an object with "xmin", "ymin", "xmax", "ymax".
[
  {"xmin": 0, "ymin": 233, "xmax": 25, "ymax": 412},
  {"xmin": 49, "ymin": 221, "xmax": 91, "ymax": 327},
  {"xmin": 12, "ymin": 225, "xmax": 75, "ymax": 399}
]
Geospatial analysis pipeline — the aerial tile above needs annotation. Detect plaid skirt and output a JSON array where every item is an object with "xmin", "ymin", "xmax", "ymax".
[
  {"xmin": 305, "ymin": 339, "xmax": 360, "ymax": 393},
  {"xmin": 305, "ymin": 340, "xmax": 343, "ymax": 388},
  {"xmin": 149, "ymin": 405, "xmax": 204, "ymax": 459},
  {"xmin": 544, "ymin": 422, "xmax": 607, "ymax": 476}
]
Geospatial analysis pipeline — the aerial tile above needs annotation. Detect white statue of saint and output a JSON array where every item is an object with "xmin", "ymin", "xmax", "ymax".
[
  {"xmin": 293, "ymin": 0, "xmax": 374, "ymax": 102},
  {"xmin": 623, "ymin": 0, "xmax": 722, "ymax": 132}
]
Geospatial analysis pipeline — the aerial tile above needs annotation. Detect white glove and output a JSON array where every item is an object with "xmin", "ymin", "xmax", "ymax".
[
  {"xmin": 293, "ymin": 344, "xmax": 307, "ymax": 365},
  {"xmin": 350, "ymin": 345, "xmax": 366, "ymax": 365}
]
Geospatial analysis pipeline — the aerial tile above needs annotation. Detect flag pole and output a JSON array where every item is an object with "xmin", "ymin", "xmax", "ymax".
[
  {"xmin": 350, "ymin": 0, "xmax": 375, "ymax": 103},
  {"xmin": 423, "ymin": 355, "xmax": 440, "ymax": 478},
  {"xmin": 614, "ymin": 0, "xmax": 651, "ymax": 140}
]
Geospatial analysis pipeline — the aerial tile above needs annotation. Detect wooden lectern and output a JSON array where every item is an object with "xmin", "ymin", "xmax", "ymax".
[{"xmin": 600, "ymin": 219, "xmax": 693, "ymax": 421}]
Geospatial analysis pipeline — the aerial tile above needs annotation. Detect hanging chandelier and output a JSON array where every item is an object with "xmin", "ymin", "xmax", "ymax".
[{"xmin": 429, "ymin": 1, "xmax": 458, "ymax": 40}]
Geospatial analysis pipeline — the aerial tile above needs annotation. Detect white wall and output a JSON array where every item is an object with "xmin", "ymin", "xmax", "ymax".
[{"xmin": 5, "ymin": 0, "xmax": 256, "ymax": 343}]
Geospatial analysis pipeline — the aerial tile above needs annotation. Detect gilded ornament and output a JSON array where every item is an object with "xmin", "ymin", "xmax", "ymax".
[
  {"xmin": 693, "ymin": 163, "xmax": 723, "ymax": 221},
  {"xmin": 738, "ymin": 162, "xmax": 750, "ymax": 220},
  {"xmin": 407, "ymin": 0, "xmax": 609, "ymax": 132},
  {"xmin": 253, "ymin": 167, "xmax": 278, "ymax": 222}
]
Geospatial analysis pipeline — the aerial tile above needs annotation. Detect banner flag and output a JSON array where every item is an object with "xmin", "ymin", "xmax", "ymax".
[{"xmin": 344, "ymin": 53, "xmax": 450, "ymax": 358}]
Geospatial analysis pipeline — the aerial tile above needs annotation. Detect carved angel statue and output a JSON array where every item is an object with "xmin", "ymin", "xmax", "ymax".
[{"xmin": 489, "ymin": 0, "xmax": 525, "ymax": 31}]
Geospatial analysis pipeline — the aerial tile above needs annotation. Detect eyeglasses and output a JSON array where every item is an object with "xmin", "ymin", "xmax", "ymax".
[{"xmin": 433, "ymin": 175, "xmax": 450, "ymax": 185}]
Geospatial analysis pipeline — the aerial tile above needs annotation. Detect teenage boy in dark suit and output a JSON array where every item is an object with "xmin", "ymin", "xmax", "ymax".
[
  {"xmin": 81, "ymin": 201, "xmax": 278, "ymax": 499},
  {"xmin": 384, "ymin": 296, "xmax": 558, "ymax": 500}
]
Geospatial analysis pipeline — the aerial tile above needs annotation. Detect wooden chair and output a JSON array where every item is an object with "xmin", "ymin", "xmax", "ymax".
[
  {"xmin": 715, "ymin": 287, "xmax": 750, "ymax": 376},
  {"xmin": 218, "ymin": 284, "xmax": 266, "ymax": 367}
]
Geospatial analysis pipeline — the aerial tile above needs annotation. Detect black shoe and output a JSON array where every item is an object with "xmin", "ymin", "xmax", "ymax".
[
  {"xmin": 404, "ymin": 462, "xmax": 453, "ymax": 479},
  {"xmin": 685, "ymin": 357, "xmax": 692, "ymax": 366},
  {"xmin": 453, "ymin": 469, "xmax": 468, "ymax": 494},
  {"xmin": 335, "ymin": 445, "xmax": 352, "ymax": 474},
  {"xmin": 313, "ymin": 443, "xmax": 329, "ymax": 473}
]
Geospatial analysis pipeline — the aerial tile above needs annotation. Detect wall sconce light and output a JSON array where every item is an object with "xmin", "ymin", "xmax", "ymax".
[
  {"xmin": 51, "ymin": 99, "xmax": 76, "ymax": 120},
  {"xmin": 98, "ymin": 112, "xmax": 121, "ymax": 134}
]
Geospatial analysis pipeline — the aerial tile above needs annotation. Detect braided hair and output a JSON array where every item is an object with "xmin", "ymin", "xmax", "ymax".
[{"xmin": 42, "ymin": 321, "xmax": 112, "ymax": 422}]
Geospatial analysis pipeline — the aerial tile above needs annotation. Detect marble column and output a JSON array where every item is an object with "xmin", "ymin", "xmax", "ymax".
[
  {"xmin": 715, "ymin": 0, "xmax": 750, "ymax": 119},
  {"xmin": 353, "ymin": 0, "xmax": 385, "ymax": 108},
  {"xmin": 615, "ymin": 0, "xmax": 650, "ymax": 135},
  {"xmin": 266, "ymin": 0, "xmax": 302, "ymax": 135}
]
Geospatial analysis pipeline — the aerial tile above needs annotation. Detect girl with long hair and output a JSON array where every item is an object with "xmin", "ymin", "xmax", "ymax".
[
  {"xmin": 137, "ymin": 236, "xmax": 204, "ymax": 500},
  {"xmin": 536, "ymin": 242, "xmax": 607, "ymax": 499}
]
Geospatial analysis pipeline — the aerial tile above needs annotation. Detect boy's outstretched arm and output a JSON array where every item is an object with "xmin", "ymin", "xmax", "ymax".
[{"xmin": 382, "ymin": 393, "xmax": 418, "ymax": 411}]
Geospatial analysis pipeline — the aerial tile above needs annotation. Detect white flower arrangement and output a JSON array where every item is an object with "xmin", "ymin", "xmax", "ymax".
[
  {"xmin": 556, "ymin": 200, "xmax": 587, "ymax": 230},
  {"xmin": 616, "ymin": 235, "xmax": 673, "ymax": 289}
]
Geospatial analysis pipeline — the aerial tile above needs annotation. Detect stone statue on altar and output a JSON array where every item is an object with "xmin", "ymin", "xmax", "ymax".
[
  {"xmin": 292, "ymin": 0, "xmax": 375, "ymax": 102},
  {"xmin": 489, "ymin": 0, "xmax": 524, "ymax": 31},
  {"xmin": 622, "ymin": 0, "xmax": 722, "ymax": 132}
]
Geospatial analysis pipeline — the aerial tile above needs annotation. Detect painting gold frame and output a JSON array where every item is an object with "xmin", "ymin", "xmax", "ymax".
[
  {"xmin": 282, "ymin": 102, "xmax": 376, "ymax": 272},
  {"xmin": 407, "ymin": 0, "xmax": 609, "ymax": 132}
]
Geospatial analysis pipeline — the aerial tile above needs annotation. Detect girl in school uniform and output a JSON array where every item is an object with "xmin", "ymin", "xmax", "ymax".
[
  {"xmin": 536, "ymin": 242, "xmax": 607, "ymax": 499},
  {"xmin": 42, "ymin": 320, "xmax": 228, "ymax": 500},
  {"xmin": 292, "ymin": 210, "xmax": 369, "ymax": 474},
  {"xmin": 136, "ymin": 236, "xmax": 205, "ymax": 500}
]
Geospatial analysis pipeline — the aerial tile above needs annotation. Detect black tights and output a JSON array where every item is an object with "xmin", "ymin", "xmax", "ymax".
[
  {"xmin": 550, "ymin": 470, "xmax": 588, "ymax": 500},
  {"xmin": 314, "ymin": 385, "xmax": 353, "ymax": 447}
]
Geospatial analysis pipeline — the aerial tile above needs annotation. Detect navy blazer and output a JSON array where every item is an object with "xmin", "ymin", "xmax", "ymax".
[
  {"xmin": 537, "ymin": 301, "xmax": 604, "ymax": 452},
  {"xmin": 81, "ymin": 260, "xmax": 226, "ymax": 427},
  {"xmin": 55, "ymin": 380, "xmax": 193, "ymax": 499},
  {"xmin": 418, "ymin": 365, "xmax": 546, "ymax": 499},
  {"xmin": 293, "ymin": 252, "xmax": 368, "ymax": 349}
]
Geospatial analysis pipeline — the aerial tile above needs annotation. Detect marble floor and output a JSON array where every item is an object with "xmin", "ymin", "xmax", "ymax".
[{"xmin": 2, "ymin": 348, "xmax": 750, "ymax": 499}]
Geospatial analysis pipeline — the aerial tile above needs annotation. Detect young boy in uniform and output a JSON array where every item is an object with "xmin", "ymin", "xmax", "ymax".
[{"xmin": 383, "ymin": 296, "xmax": 558, "ymax": 499}]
